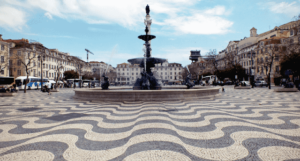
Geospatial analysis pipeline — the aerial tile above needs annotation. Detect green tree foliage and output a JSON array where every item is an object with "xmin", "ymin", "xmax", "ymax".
[
  {"xmin": 280, "ymin": 51, "xmax": 300, "ymax": 78},
  {"xmin": 63, "ymin": 70, "xmax": 79, "ymax": 80}
]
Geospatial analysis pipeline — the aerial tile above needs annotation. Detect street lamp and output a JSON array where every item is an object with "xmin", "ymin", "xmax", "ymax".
[{"xmin": 38, "ymin": 48, "xmax": 46, "ymax": 91}]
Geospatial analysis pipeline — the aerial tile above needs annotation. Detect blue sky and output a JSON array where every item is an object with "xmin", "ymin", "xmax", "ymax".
[{"xmin": 0, "ymin": 0, "xmax": 299, "ymax": 67}]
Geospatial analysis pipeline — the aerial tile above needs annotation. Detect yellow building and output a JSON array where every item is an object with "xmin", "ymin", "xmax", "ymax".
[{"xmin": 0, "ymin": 34, "xmax": 15, "ymax": 77}]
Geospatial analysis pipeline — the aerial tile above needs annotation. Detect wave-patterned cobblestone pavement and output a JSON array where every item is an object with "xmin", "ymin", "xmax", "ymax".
[{"xmin": 0, "ymin": 87, "xmax": 300, "ymax": 160}]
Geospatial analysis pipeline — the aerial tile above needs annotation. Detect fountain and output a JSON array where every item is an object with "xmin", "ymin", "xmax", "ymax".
[
  {"xmin": 128, "ymin": 5, "xmax": 166, "ymax": 90},
  {"xmin": 73, "ymin": 5, "xmax": 221, "ymax": 102}
]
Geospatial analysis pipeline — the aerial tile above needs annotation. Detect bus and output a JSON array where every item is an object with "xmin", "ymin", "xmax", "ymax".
[
  {"xmin": 201, "ymin": 75, "xmax": 218, "ymax": 85},
  {"xmin": 0, "ymin": 76, "xmax": 14, "ymax": 85},
  {"xmin": 15, "ymin": 76, "xmax": 48, "ymax": 90},
  {"xmin": 67, "ymin": 79, "xmax": 81, "ymax": 87}
]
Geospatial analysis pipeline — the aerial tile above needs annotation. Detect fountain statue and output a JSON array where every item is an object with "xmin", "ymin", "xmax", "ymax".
[
  {"xmin": 185, "ymin": 73, "xmax": 194, "ymax": 89},
  {"xmin": 101, "ymin": 74, "xmax": 109, "ymax": 90},
  {"xmin": 128, "ymin": 5, "xmax": 166, "ymax": 90}
]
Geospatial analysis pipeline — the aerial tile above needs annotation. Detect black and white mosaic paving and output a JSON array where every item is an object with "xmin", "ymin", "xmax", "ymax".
[{"xmin": 0, "ymin": 87, "xmax": 300, "ymax": 160}]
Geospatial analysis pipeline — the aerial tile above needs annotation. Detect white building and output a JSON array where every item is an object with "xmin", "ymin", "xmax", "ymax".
[{"xmin": 115, "ymin": 60, "xmax": 183, "ymax": 85}]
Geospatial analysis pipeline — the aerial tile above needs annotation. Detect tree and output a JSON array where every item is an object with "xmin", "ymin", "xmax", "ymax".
[
  {"xmin": 258, "ymin": 39, "xmax": 284, "ymax": 89},
  {"xmin": 280, "ymin": 51, "xmax": 300, "ymax": 80},
  {"xmin": 187, "ymin": 64, "xmax": 200, "ymax": 81},
  {"xmin": 71, "ymin": 56, "xmax": 85, "ymax": 76},
  {"xmin": 214, "ymin": 64, "xmax": 246, "ymax": 81},
  {"xmin": 50, "ymin": 62, "xmax": 65, "ymax": 89},
  {"xmin": 63, "ymin": 70, "xmax": 79, "ymax": 80},
  {"xmin": 0, "ymin": 60, "xmax": 9, "ymax": 75},
  {"xmin": 181, "ymin": 67, "xmax": 189, "ymax": 81},
  {"xmin": 224, "ymin": 48, "xmax": 243, "ymax": 81},
  {"xmin": 105, "ymin": 69, "xmax": 117, "ymax": 83},
  {"xmin": 82, "ymin": 73, "xmax": 94, "ymax": 80},
  {"xmin": 10, "ymin": 49, "xmax": 38, "ymax": 93},
  {"xmin": 206, "ymin": 49, "xmax": 222, "ymax": 77}
]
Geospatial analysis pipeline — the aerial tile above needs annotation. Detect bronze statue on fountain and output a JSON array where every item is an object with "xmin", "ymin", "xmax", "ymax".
[
  {"xmin": 101, "ymin": 74, "xmax": 109, "ymax": 90},
  {"xmin": 185, "ymin": 73, "xmax": 195, "ymax": 89},
  {"xmin": 128, "ymin": 5, "xmax": 166, "ymax": 90}
]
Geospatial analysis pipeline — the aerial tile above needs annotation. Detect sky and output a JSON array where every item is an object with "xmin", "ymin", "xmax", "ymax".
[{"xmin": 0, "ymin": 0, "xmax": 299, "ymax": 67}]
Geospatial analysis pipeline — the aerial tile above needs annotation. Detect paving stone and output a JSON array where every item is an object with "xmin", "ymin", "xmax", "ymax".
[{"xmin": 0, "ymin": 87, "xmax": 300, "ymax": 160}]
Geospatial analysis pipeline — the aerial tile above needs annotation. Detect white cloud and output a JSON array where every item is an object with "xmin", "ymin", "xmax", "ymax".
[
  {"xmin": 263, "ymin": 1, "xmax": 300, "ymax": 17},
  {"xmin": 44, "ymin": 12, "xmax": 53, "ymax": 19},
  {"xmin": 0, "ymin": 0, "xmax": 233, "ymax": 34},
  {"xmin": 0, "ymin": 5, "xmax": 27, "ymax": 31},
  {"xmin": 156, "ymin": 6, "xmax": 233, "ymax": 35}
]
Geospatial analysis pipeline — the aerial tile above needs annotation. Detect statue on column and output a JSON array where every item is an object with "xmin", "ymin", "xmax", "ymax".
[{"xmin": 146, "ymin": 4, "xmax": 150, "ymax": 15}]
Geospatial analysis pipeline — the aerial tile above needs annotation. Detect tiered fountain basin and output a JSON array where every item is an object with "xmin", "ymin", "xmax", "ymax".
[{"xmin": 73, "ymin": 86, "xmax": 221, "ymax": 102}]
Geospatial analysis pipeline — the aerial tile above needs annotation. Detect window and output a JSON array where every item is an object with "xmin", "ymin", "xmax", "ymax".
[
  {"xmin": 261, "ymin": 57, "xmax": 263, "ymax": 63},
  {"xmin": 275, "ymin": 56, "xmax": 279, "ymax": 61},
  {"xmin": 9, "ymin": 60, "xmax": 12, "ymax": 66},
  {"xmin": 0, "ymin": 56, "xmax": 4, "ymax": 63},
  {"xmin": 1, "ymin": 45, "xmax": 4, "ymax": 51},
  {"xmin": 18, "ymin": 51, "xmax": 21, "ymax": 56},
  {"xmin": 165, "ymin": 72, "xmax": 167, "ymax": 75},
  {"xmin": 127, "ymin": 73, "xmax": 129, "ymax": 75},
  {"xmin": 28, "ymin": 52, "xmax": 30, "ymax": 58},
  {"xmin": 132, "ymin": 73, "xmax": 134, "ymax": 75},
  {"xmin": 165, "ymin": 77, "xmax": 167, "ymax": 79},
  {"xmin": 276, "ymin": 66, "xmax": 279, "ymax": 72},
  {"xmin": 17, "ymin": 70, "xmax": 21, "ymax": 76},
  {"xmin": 170, "ymin": 72, "xmax": 172, "ymax": 75},
  {"xmin": 290, "ymin": 39, "xmax": 294, "ymax": 43},
  {"xmin": 170, "ymin": 76, "xmax": 172, "ymax": 79},
  {"xmin": 136, "ymin": 73, "xmax": 138, "ymax": 75},
  {"xmin": 257, "ymin": 67, "xmax": 259, "ymax": 72},
  {"xmin": 261, "ymin": 67, "xmax": 263, "ymax": 73},
  {"xmin": 265, "ymin": 57, "xmax": 268, "ymax": 62},
  {"xmin": 290, "ymin": 30, "xmax": 294, "ymax": 35},
  {"xmin": 17, "ymin": 60, "xmax": 21, "ymax": 66}
]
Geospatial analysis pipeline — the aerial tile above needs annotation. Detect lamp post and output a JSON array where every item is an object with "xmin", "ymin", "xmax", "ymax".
[{"xmin": 38, "ymin": 49, "xmax": 46, "ymax": 91}]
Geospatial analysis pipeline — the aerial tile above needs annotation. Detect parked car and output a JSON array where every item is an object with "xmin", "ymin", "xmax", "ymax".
[
  {"xmin": 255, "ymin": 80, "xmax": 268, "ymax": 87},
  {"xmin": 224, "ymin": 80, "xmax": 233, "ymax": 85},
  {"xmin": 216, "ymin": 81, "xmax": 224, "ymax": 86},
  {"xmin": 241, "ymin": 81, "xmax": 250, "ymax": 86}
]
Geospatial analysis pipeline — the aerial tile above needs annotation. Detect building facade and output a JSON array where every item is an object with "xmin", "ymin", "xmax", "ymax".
[
  {"xmin": 116, "ymin": 60, "xmax": 183, "ymax": 85},
  {"xmin": 0, "ymin": 34, "xmax": 14, "ymax": 77},
  {"xmin": 214, "ymin": 19, "xmax": 300, "ymax": 83},
  {"xmin": 2, "ymin": 37, "xmax": 89, "ymax": 80}
]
